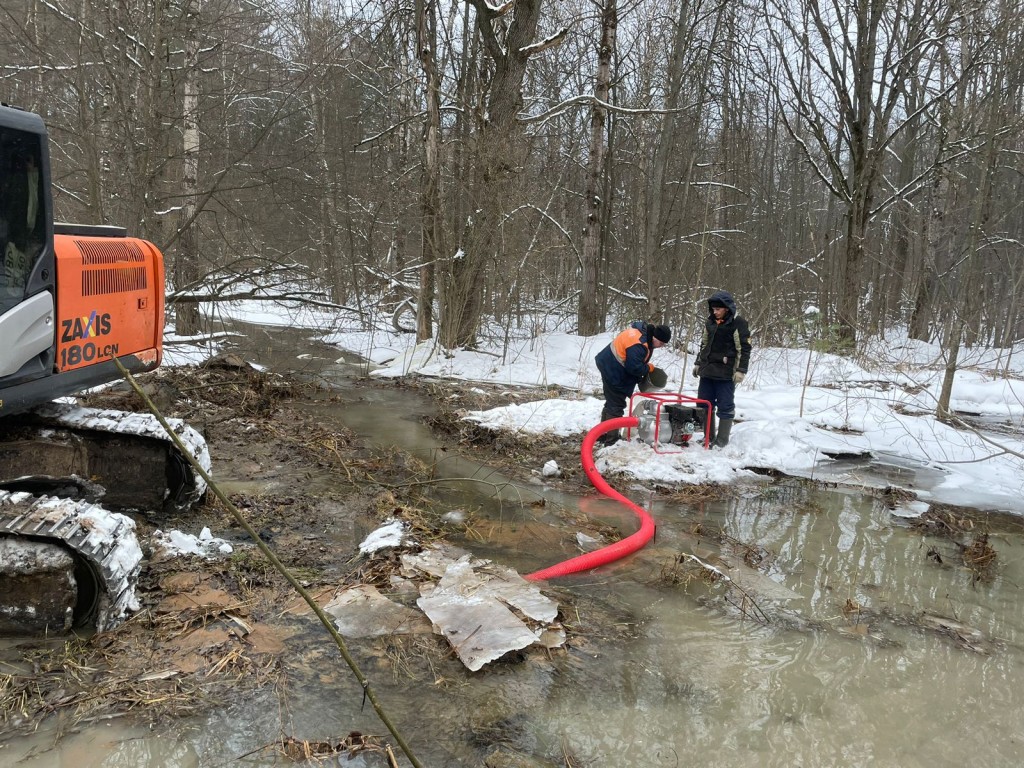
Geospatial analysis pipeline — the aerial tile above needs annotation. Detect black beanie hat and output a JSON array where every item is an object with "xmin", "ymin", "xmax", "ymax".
[{"xmin": 651, "ymin": 324, "xmax": 672, "ymax": 343}]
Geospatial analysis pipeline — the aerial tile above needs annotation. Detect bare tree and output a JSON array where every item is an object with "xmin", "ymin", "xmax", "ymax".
[
  {"xmin": 935, "ymin": 6, "xmax": 1024, "ymax": 417},
  {"xmin": 416, "ymin": 0, "xmax": 442, "ymax": 341},
  {"xmin": 4, "ymin": 0, "xmax": 1023, "ymax": 355},
  {"xmin": 440, "ymin": 0, "xmax": 564, "ymax": 348},
  {"xmin": 936, "ymin": 113, "xmax": 1002, "ymax": 420},
  {"xmin": 762, "ymin": 0, "xmax": 956, "ymax": 346},
  {"xmin": 578, "ymin": 0, "xmax": 616, "ymax": 336},
  {"xmin": 174, "ymin": 0, "xmax": 202, "ymax": 335}
]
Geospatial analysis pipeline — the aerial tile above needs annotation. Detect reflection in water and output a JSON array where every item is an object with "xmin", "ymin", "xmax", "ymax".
[
  {"xmin": 531, "ymin": 486, "xmax": 1024, "ymax": 767},
  {"xmin": 8, "ymin": 324, "xmax": 1024, "ymax": 767}
]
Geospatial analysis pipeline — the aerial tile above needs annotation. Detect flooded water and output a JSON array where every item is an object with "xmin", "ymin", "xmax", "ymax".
[
  {"xmin": 5, "ymin": 325, "xmax": 1024, "ymax": 767},
  {"xmin": 539, "ymin": 490, "xmax": 1024, "ymax": 767}
]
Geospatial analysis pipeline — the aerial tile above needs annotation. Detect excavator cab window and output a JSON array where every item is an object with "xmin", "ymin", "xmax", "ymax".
[{"xmin": 0, "ymin": 126, "xmax": 45, "ymax": 315}]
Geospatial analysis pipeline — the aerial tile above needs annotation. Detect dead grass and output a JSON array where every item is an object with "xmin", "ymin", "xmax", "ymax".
[
  {"xmin": 911, "ymin": 505, "xmax": 1001, "ymax": 583},
  {"xmin": 658, "ymin": 554, "xmax": 724, "ymax": 588},
  {"xmin": 0, "ymin": 559, "xmax": 293, "ymax": 741},
  {"xmin": 239, "ymin": 731, "xmax": 397, "ymax": 765},
  {"xmin": 370, "ymin": 634, "xmax": 455, "ymax": 685},
  {"xmin": 879, "ymin": 485, "xmax": 918, "ymax": 509},
  {"xmin": 961, "ymin": 534, "xmax": 998, "ymax": 583},
  {"xmin": 662, "ymin": 482, "xmax": 737, "ymax": 505},
  {"xmin": 689, "ymin": 521, "xmax": 776, "ymax": 571}
]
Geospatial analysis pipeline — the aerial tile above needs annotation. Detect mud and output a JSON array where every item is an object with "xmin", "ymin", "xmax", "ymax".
[
  {"xmin": 0, "ymin": 360, "xmax": 642, "ymax": 766},
  {"xmin": 5, "ymin": 358, "xmax": 1014, "ymax": 766}
]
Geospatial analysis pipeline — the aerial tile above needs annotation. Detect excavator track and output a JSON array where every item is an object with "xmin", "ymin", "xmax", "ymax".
[
  {"xmin": 0, "ymin": 401, "xmax": 209, "ymax": 512},
  {"xmin": 0, "ymin": 491, "xmax": 143, "ymax": 631},
  {"xmin": 0, "ymin": 402, "xmax": 210, "ymax": 633}
]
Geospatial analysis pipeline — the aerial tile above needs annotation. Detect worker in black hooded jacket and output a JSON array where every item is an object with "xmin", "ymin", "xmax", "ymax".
[{"xmin": 692, "ymin": 291, "xmax": 751, "ymax": 448}]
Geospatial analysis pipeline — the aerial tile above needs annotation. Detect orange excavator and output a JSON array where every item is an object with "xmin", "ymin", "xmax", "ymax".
[{"xmin": 0, "ymin": 103, "xmax": 206, "ymax": 633}]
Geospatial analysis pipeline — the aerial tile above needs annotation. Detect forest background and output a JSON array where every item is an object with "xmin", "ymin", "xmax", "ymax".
[{"xmin": 2, "ymin": 0, "xmax": 1023, "ymax": 418}]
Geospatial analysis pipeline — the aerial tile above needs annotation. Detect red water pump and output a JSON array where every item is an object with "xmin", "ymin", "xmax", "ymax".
[{"xmin": 626, "ymin": 392, "xmax": 713, "ymax": 452}]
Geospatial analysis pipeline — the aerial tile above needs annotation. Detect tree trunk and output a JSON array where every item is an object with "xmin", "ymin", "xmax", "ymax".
[
  {"xmin": 640, "ymin": 0, "xmax": 690, "ymax": 321},
  {"xmin": 835, "ymin": 189, "xmax": 868, "ymax": 349},
  {"xmin": 439, "ymin": 0, "xmax": 545, "ymax": 348},
  {"xmin": 578, "ymin": 0, "xmax": 616, "ymax": 336},
  {"xmin": 416, "ymin": 0, "xmax": 442, "ymax": 342},
  {"xmin": 174, "ymin": 0, "xmax": 202, "ymax": 336},
  {"xmin": 936, "ymin": 101, "xmax": 1001, "ymax": 421}
]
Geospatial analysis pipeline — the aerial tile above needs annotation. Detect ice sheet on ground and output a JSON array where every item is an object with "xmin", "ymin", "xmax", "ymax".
[
  {"xmin": 398, "ymin": 545, "xmax": 563, "ymax": 671},
  {"xmin": 324, "ymin": 585, "xmax": 431, "ymax": 637}
]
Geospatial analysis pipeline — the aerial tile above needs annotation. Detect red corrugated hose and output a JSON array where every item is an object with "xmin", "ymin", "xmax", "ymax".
[{"xmin": 525, "ymin": 416, "xmax": 656, "ymax": 581}]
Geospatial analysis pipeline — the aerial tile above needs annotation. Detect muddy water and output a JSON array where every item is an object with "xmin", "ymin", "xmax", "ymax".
[
  {"xmin": 6, "ymin": 326, "xmax": 1024, "ymax": 767},
  {"xmin": 538, "ymin": 491, "xmax": 1024, "ymax": 767}
]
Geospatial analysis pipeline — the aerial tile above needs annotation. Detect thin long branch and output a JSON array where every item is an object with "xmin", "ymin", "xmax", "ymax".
[{"xmin": 521, "ymin": 93, "xmax": 691, "ymax": 124}]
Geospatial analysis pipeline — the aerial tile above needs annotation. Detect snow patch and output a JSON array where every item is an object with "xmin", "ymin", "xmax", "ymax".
[
  {"xmin": 359, "ymin": 519, "xmax": 410, "ymax": 554},
  {"xmin": 151, "ymin": 527, "xmax": 234, "ymax": 558}
]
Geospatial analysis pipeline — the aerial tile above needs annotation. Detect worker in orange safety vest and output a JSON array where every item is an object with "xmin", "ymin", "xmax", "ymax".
[{"xmin": 594, "ymin": 321, "xmax": 671, "ymax": 446}]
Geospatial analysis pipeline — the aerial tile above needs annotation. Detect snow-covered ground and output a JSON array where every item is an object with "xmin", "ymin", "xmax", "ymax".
[{"xmin": 178, "ymin": 297, "xmax": 1024, "ymax": 515}]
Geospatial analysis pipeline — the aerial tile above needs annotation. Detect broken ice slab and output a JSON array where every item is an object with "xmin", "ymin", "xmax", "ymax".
[
  {"xmin": 411, "ymin": 551, "xmax": 559, "ymax": 624},
  {"xmin": 324, "ymin": 585, "xmax": 431, "ymax": 638},
  {"xmin": 576, "ymin": 532, "xmax": 603, "ymax": 552},
  {"xmin": 401, "ymin": 545, "xmax": 564, "ymax": 671},
  {"xmin": 418, "ymin": 592, "xmax": 541, "ymax": 671},
  {"xmin": 890, "ymin": 499, "xmax": 930, "ymax": 518},
  {"xmin": 329, "ymin": 543, "xmax": 568, "ymax": 670},
  {"xmin": 400, "ymin": 544, "xmax": 482, "ymax": 579}
]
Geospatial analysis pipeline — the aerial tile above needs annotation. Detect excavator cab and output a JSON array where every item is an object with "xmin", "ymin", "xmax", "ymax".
[
  {"xmin": 0, "ymin": 106, "xmax": 207, "ymax": 636},
  {"xmin": 0, "ymin": 128, "xmax": 45, "ymax": 303},
  {"xmin": 0, "ymin": 104, "xmax": 165, "ymax": 415},
  {"xmin": 0, "ymin": 110, "xmax": 52, "ymax": 383}
]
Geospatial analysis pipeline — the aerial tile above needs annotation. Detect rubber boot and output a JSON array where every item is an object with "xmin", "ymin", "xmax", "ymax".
[
  {"xmin": 713, "ymin": 418, "xmax": 733, "ymax": 448},
  {"xmin": 597, "ymin": 409, "xmax": 622, "ymax": 446},
  {"xmin": 701, "ymin": 409, "xmax": 716, "ymax": 448}
]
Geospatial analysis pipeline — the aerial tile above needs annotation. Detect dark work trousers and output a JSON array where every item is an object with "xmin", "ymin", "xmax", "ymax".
[
  {"xmin": 600, "ymin": 377, "xmax": 635, "ymax": 421},
  {"xmin": 697, "ymin": 377, "xmax": 736, "ymax": 420}
]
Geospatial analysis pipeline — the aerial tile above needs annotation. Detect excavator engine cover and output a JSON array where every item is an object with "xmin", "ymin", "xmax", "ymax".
[{"xmin": 53, "ymin": 230, "xmax": 164, "ymax": 374}]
